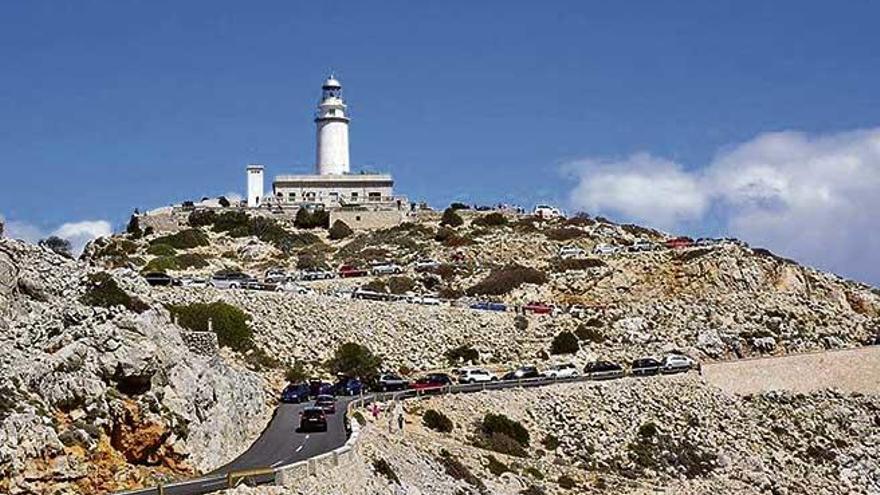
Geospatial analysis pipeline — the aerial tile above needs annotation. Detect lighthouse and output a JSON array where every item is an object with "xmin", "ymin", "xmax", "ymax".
[{"xmin": 314, "ymin": 75, "xmax": 350, "ymax": 175}]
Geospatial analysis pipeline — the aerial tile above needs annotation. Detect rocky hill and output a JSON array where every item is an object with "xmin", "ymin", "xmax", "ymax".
[
  {"xmin": 85, "ymin": 207, "xmax": 880, "ymax": 374},
  {"xmin": 0, "ymin": 237, "xmax": 270, "ymax": 494}
]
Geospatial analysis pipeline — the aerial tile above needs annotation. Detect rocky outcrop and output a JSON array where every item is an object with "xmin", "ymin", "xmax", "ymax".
[{"xmin": 0, "ymin": 238, "xmax": 270, "ymax": 494}]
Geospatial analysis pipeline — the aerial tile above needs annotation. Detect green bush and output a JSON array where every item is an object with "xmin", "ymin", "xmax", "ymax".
[
  {"xmin": 437, "ymin": 450, "xmax": 486, "ymax": 492},
  {"xmin": 95, "ymin": 238, "xmax": 138, "ymax": 258},
  {"xmin": 445, "ymin": 345, "xmax": 479, "ymax": 365},
  {"xmin": 174, "ymin": 253, "xmax": 209, "ymax": 269},
  {"xmin": 485, "ymin": 455, "xmax": 510, "ymax": 476},
  {"xmin": 167, "ymin": 302, "xmax": 253, "ymax": 352},
  {"xmin": 387, "ymin": 276, "xmax": 415, "ymax": 295},
  {"xmin": 423, "ymin": 409, "xmax": 454, "ymax": 433},
  {"xmin": 450, "ymin": 202, "xmax": 470, "ymax": 210},
  {"xmin": 626, "ymin": 422, "xmax": 717, "ymax": 479},
  {"xmin": 41, "ymin": 236, "xmax": 72, "ymax": 258},
  {"xmin": 544, "ymin": 227, "xmax": 587, "ymax": 241},
  {"xmin": 151, "ymin": 229, "xmax": 209, "ymax": 249},
  {"xmin": 472, "ymin": 212, "xmax": 507, "ymax": 227},
  {"xmin": 466, "ymin": 265, "xmax": 547, "ymax": 296},
  {"xmin": 476, "ymin": 432, "xmax": 527, "ymax": 457},
  {"xmin": 81, "ymin": 273, "xmax": 149, "ymax": 313},
  {"xmin": 557, "ymin": 475, "xmax": 577, "ymax": 489},
  {"xmin": 440, "ymin": 207, "xmax": 464, "ymax": 227},
  {"xmin": 372, "ymin": 458, "xmax": 400, "ymax": 485},
  {"xmin": 550, "ymin": 331, "xmax": 579, "ymax": 355},
  {"xmin": 285, "ymin": 362, "xmax": 308, "ymax": 383},
  {"xmin": 126, "ymin": 215, "xmax": 142, "ymax": 239},
  {"xmin": 142, "ymin": 255, "xmax": 179, "ymax": 272},
  {"xmin": 542, "ymin": 434, "xmax": 560, "ymax": 450},
  {"xmin": 574, "ymin": 322, "xmax": 605, "ymax": 343},
  {"xmin": 294, "ymin": 208, "xmax": 330, "ymax": 229},
  {"xmin": 188, "ymin": 209, "xmax": 218, "ymax": 227},
  {"xmin": 521, "ymin": 485, "xmax": 545, "ymax": 495},
  {"xmin": 147, "ymin": 243, "xmax": 176, "ymax": 256},
  {"xmin": 328, "ymin": 220, "xmax": 354, "ymax": 240},
  {"xmin": 481, "ymin": 413, "xmax": 530, "ymax": 447},
  {"xmin": 361, "ymin": 279, "xmax": 387, "ymax": 293},
  {"xmin": 523, "ymin": 467, "xmax": 544, "ymax": 480},
  {"xmin": 326, "ymin": 342, "xmax": 382, "ymax": 380}
]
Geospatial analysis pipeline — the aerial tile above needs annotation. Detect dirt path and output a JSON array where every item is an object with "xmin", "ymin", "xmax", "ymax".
[{"xmin": 704, "ymin": 346, "xmax": 880, "ymax": 395}]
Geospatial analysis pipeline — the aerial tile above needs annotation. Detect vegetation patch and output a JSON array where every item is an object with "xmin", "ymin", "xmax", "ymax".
[
  {"xmin": 328, "ymin": 220, "xmax": 354, "ymax": 240},
  {"xmin": 575, "ymin": 321, "xmax": 605, "ymax": 343},
  {"xmin": 167, "ymin": 302, "xmax": 254, "ymax": 353},
  {"xmin": 474, "ymin": 413, "xmax": 530, "ymax": 457},
  {"xmin": 285, "ymin": 362, "xmax": 308, "ymax": 383},
  {"xmin": 472, "ymin": 212, "xmax": 508, "ymax": 227},
  {"xmin": 542, "ymin": 434, "xmax": 560, "ymax": 450},
  {"xmin": 81, "ymin": 272, "xmax": 149, "ymax": 313},
  {"xmin": 387, "ymin": 276, "xmax": 415, "ymax": 294},
  {"xmin": 150, "ymin": 229, "xmax": 209, "ymax": 249},
  {"xmin": 550, "ymin": 331, "xmax": 579, "ymax": 355},
  {"xmin": 557, "ymin": 475, "xmax": 577, "ymax": 489},
  {"xmin": 372, "ymin": 458, "xmax": 400, "ymax": 485},
  {"xmin": 326, "ymin": 342, "xmax": 382, "ymax": 380},
  {"xmin": 143, "ymin": 253, "xmax": 209, "ymax": 272},
  {"xmin": 623, "ymin": 421, "xmax": 717, "ymax": 479},
  {"xmin": 294, "ymin": 208, "xmax": 330, "ymax": 229},
  {"xmin": 437, "ymin": 449, "xmax": 486, "ymax": 493},
  {"xmin": 445, "ymin": 345, "xmax": 479, "ymax": 365},
  {"xmin": 466, "ymin": 265, "xmax": 547, "ymax": 296},
  {"xmin": 440, "ymin": 207, "xmax": 464, "ymax": 227},
  {"xmin": 550, "ymin": 257, "xmax": 606, "ymax": 272},
  {"xmin": 146, "ymin": 243, "xmax": 176, "ymax": 256},
  {"xmin": 544, "ymin": 227, "xmax": 587, "ymax": 242},
  {"xmin": 485, "ymin": 455, "xmax": 511, "ymax": 476},
  {"xmin": 95, "ymin": 238, "xmax": 139, "ymax": 258},
  {"xmin": 187, "ymin": 209, "xmax": 218, "ymax": 227},
  {"xmin": 423, "ymin": 409, "xmax": 454, "ymax": 433}
]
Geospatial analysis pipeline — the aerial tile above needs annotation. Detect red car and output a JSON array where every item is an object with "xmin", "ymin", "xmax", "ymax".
[
  {"xmin": 523, "ymin": 302, "xmax": 554, "ymax": 315},
  {"xmin": 410, "ymin": 373, "xmax": 453, "ymax": 391},
  {"xmin": 665, "ymin": 237, "xmax": 694, "ymax": 249},
  {"xmin": 338, "ymin": 265, "xmax": 368, "ymax": 278}
]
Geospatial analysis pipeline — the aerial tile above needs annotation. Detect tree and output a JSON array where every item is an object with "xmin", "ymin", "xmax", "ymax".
[
  {"xmin": 40, "ymin": 236, "xmax": 72, "ymax": 258},
  {"xmin": 285, "ymin": 362, "xmax": 308, "ymax": 383},
  {"xmin": 218, "ymin": 196, "xmax": 231, "ymax": 207},
  {"xmin": 550, "ymin": 331, "xmax": 579, "ymax": 355},
  {"xmin": 328, "ymin": 220, "xmax": 354, "ymax": 240},
  {"xmin": 326, "ymin": 342, "xmax": 382, "ymax": 380},
  {"xmin": 440, "ymin": 207, "xmax": 463, "ymax": 227},
  {"xmin": 126, "ymin": 214, "xmax": 143, "ymax": 239}
]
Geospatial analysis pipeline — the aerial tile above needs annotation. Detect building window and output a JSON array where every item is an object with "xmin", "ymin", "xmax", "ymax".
[
  {"xmin": 368, "ymin": 192, "xmax": 381, "ymax": 201},
  {"xmin": 288, "ymin": 192, "xmax": 296, "ymax": 202}
]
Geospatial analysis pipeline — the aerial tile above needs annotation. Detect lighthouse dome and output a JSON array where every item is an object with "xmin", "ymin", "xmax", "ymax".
[{"xmin": 322, "ymin": 76, "xmax": 342, "ymax": 89}]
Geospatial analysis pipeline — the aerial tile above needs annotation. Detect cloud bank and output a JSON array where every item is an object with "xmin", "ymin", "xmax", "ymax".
[
  {"xmin": 565, "ymin": 128, "xmax": 880, "ymax": 284},
  {"xmin": 2, "ymin": 217, "xmax": 113, "ymax": 256}
]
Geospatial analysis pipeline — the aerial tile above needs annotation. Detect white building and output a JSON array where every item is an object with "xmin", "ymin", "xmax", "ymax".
[
  {"xmin": 245, "ymin": 75, "xmax": 404, "ymax": 210},
  {"xmin": 246, "ymin": 164, "xmax": 264, "ymax": 207}
]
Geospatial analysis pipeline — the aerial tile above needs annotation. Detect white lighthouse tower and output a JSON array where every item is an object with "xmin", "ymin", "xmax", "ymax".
[{"xmin": 315, "ymin": 75, "xmax": 350, "ymax": 175}]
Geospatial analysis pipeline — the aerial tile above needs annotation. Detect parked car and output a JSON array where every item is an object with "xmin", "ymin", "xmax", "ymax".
[
  {"xmin": 371, "ymin": 262, "xmax": 403, "ymax": 275},
  {"xmin": 352, "ymin": 289, "xmax": 394, "ymax": 301},
  {"xmin": 533, "ymin": 204, "xmax": 563, "ymax": 219},
  {"xmin": 314, "ymin": 394, "xmax": 336, "ymax": 414},
  {"xmin": 660, "ymin": 354, "xmax": 695, "ymax": 374},
  {"xmin": 334, "ymin": 377, "xmax": 365, "ymax": 396},
  {"xmin": 376, "ymin": 373, "xmax": 409, "ymax": 392},
  {"xmin": 411, "ymin": 373, "xmax": 453, "ymax": 391},
  {"xmin": 629, "ymin": 239, "xmax": 657, "ymax": 252},
  {"xmin": 264, "ymin": 268, "xmax": 288, "ymax": 283},
  {"xmin": 210, "ymin": 271, "xmax": 256, "ymax": 289},
  {"xmin": 280, "ymin": 383, "xmax": 311, "ymax": 403},
  {"xmin": 178, "ymin": 276, "xmax": 207, "ymax": 288},
  {"xmin": 457, "ymin": 368, "xmax": 497, "ymax": 384},
  {"xmin": 299, "ymin": 268, "xmax": 335, "ymax": 281},
  {"xmin": 470, "ymin": 301, "xmax": 507, "ymax": 312},
  {"xmin": 338, "ymin": 265, "xmax": 368, "ymax": 278},
  {"xmin": 664, "ymin": 237, "xmax": 694, "ymax": 249},
  {"xmin": 413, "ymin": 259, "xmax": 441, "ymax": 272},
  {"xmin": 584, "ymin": 361, "xmax": 625, "ymax": 380},
  {"xmin": 542, "ymin": 363, "xmax": 579, "ymax": 379},
  {"xmin": 298, "ymin": 407, "xmax": 328, "ymax": 432},
  {"xmin": 408, "ymin": 294, "xmax": 441, "ymax": 306},
  {"xmin": 558, "ymin": 245, "xmax": 585, "ymax": 259},
  {"xmin": 501, "ymin": 366, "xmax": 541, "ymax": 381},
  {"xmin": 522, "ymin": 302, "xmax": 554, "ymax": 315},
  {"xmin": 308, "ymin": 380, "xmax": 335, "ymax": 398},
  {"xmin": 144, "ymin": 272, "xmax": 176, "ymax": 287},
  {"xmin": 630, "ymin": 357, "xmax": 662, "ymax": 377},
  {"xmin": 593, "ymin": 244, "xmax": 618, "ymax": 255},
  {"xmin": 694, "ymin": 237, "xmax": 721, "ymax": 247},
  {"xmin": 275, "ymin": 281, "xmax": 313, "ymax": 294}
]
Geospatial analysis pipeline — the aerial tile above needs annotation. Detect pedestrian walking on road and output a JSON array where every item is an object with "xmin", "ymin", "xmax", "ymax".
[{"xmin": 393, "ymin": 402, "xmax": 405, "ymax": 434}]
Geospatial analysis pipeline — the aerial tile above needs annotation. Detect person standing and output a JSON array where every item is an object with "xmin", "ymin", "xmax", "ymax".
[
  {"xmin": 393, "ymin": 401, "xmax": 404, "ymax": 434},
  {"xmin": 371, "ymin": 402, "xmax": 380, "ymax": 421}
]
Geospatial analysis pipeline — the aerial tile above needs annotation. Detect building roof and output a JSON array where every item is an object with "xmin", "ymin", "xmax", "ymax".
[{"xmin": 273, "ymin": 173, "xmax": 392, "ymax": 184}]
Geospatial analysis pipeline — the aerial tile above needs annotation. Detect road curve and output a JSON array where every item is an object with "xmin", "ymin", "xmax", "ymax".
[{"xmin": 117, "ymin": 400, "xmax": 351, "ymax": 495}]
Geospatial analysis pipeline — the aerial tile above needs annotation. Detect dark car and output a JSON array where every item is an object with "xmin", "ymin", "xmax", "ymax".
[
  {"xmin": 501, "ymin": 366, "xmax": 541, "ymax": 381},
  {"xmin": 376, "ymin": 373, "xmax": 409, "ymax": 392},
  {"xmin": 584, "ymin": 361, "xmax": 625, "ymax": 380},
  {"xmin": 299, "ymin": 407, "xmax": 328, "ymax": 432},
  {"xmin": 308, "ymin": 380, "xmax": 334, "ymax": 398},
  {"xmin": 411, "ymin": 373, "xmax": 453, "ymax": 391},
  {"xmin": 470, "ymin": 301, "xmax": 507, "ymax": 312},
  {"xmin": 334, "ymin": 377, "xmax": 365, "ymax": 396},
  {"xmin": 631, "ymin": 358, "xmax": 662, "ymax": 377},
  {"xmin": 314, "ymin": 394, "xmax": 336, "ymax": 414},
  {"xmin": 280, "ymin": 383, "xmax": 310, "ymax": 403},
  {"xmin": 144, "ymin": 272, "xmax": 176, "ymax": 287}
]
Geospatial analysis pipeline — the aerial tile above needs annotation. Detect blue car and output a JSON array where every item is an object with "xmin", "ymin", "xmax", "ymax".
[
  {"xmin": 334, "ymin": 377, "xmax": 365, "ymax": 396},
  {"xmin": 280, "ymin": 383, "xmax": 310, "ymax": 403},
  {"xmin": 309, "ymin": 380, "xmax": 335, "ymax": 398},
  {"xmin": 470, "ymin": 301, "xmax": 507, "ymax": 312}
]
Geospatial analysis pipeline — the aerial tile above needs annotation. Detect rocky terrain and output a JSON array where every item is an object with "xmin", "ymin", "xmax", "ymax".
[
  {"xmin": 0, "ymin": 235, "xmax": 271, "ymax": 494},
  {"xmin": 87, "ymin": 207, "xmax": 880, "ymax": 374},
  {"xmin": 216, "ymin": 375, "xmax": 880, "ymax": 495}
]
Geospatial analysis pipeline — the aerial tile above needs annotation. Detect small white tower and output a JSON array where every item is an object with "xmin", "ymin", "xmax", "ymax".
[
  {"xmin": 246, "ymin": 164, "xmax": 264, "ymax": 207},
  {"xmin": 315, "ymin": 75, "xmax": 350, "ymax": 175}
]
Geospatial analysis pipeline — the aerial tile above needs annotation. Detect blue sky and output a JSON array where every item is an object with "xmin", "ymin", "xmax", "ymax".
[{"xmin": 2, "ymin": 1, "xmax": 879, "ymax": 282}]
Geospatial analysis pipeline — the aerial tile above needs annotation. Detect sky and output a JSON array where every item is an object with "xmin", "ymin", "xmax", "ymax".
[{"xmin": 1, "ymin": 1, "xmax": 879, "ymax": 283}]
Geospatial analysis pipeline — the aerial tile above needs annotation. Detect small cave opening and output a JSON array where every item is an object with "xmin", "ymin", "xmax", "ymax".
[{"xmin": 113, "ymin": 364, "xmax": 153, "ymax": 396}]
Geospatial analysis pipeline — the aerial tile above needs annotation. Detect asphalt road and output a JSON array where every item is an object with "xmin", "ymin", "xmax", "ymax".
[{"xmin": 118, "ymin": 400, "xmax": 351, "ymax": 495}]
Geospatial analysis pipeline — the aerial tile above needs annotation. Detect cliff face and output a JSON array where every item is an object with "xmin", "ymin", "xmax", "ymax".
[{"xmin": 0, "ymin": 239, "xmax": 269, "ymax": 494}]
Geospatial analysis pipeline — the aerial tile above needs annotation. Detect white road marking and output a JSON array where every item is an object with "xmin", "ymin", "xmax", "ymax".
[
  {"xmin": 271, "ymin": 459, "xmax": 285, "ymax": 467},
  {"xmin": 295, "ymin": 444, "xmax": 304, "ymax": 452}
]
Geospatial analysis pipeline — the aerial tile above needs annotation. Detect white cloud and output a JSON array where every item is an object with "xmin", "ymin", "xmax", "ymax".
[
  {"xmin": 564, "ymin": 128, "xmax": 880, "ymax": 283},
  {"xmin": 1, "ymin": 217, "xmax": 113, "ymax": 256},
  {"xmin": 565, "ymin": 152, "xmax": 709, "ymax": 230}
]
